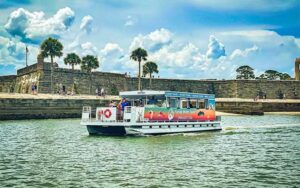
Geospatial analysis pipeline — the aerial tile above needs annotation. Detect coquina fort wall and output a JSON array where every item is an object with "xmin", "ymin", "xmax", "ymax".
[{"xmin": 0, "ymin": 59, "xmax": 299, "ymax": 99}]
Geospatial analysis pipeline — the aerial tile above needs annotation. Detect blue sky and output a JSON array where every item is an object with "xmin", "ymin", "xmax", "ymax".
[{"xmin": 0, "ymin": 0, "xmax": 299, "ymax": 79}]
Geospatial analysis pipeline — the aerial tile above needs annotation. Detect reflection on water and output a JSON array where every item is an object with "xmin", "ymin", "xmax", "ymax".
[{"xmin": 0, "ymin": 115, "xmax": 299, "ymax": 187}]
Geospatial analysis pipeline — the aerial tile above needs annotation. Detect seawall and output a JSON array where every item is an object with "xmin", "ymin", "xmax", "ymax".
[
  {"xmin": 1, "ymin": 97, "xmax": 299, "ymax": 120},
  {"xmin": 216, "ymin": 99, "xmax": 300, "ymax": 115},
  {"xmin": 0, "ymin": 98, "xmax": 110, "ymax": 120}
]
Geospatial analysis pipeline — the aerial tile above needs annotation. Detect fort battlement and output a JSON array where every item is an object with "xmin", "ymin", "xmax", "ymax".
[{"xmin": 0, "ymin": 60, "xmax": 299, "ymax": 99}]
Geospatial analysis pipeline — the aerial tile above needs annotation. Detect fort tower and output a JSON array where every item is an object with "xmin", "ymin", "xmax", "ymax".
[{"xmin": 295, "ymin": 58, "xmax": 300, "ymax": 81}]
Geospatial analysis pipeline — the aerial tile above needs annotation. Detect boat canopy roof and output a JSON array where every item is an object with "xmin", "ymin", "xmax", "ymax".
[{"xmin": 119, "ymin": 90, "xmax": 215, "ymax": 100}]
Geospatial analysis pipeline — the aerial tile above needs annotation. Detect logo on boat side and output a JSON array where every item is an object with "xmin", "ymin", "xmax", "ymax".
[{"xmin": 168, "ymin": 110, "xmax": 174, "ymax": 120}]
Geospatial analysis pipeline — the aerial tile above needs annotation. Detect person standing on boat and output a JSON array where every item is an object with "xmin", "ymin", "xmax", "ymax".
[
  {"xmin": 118, "ymin": 98, "xmax": 129, "ymax": 119},
  {"xmin": 121, "ymin": 98, "xmax": 129, "ymax": 111}
]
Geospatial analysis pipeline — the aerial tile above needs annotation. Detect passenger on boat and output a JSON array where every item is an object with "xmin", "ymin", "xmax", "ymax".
[
  {"xmin": 117, "ymin": 98, "xmax": 129, "ymax": 119},
  {"xmin": 187, "ymin": 98, "xmax": 193, "ymax": 109},
  {"xmin": 139, "ymin": 99, "xmax": 144, "ymax": 107},
  {"xmin": 148, "ymin": 97, "xmax": 157, "ymax": 104},
  {"xmin": 121, "ymin": 98, "xmax": 129, "ymax": 109}
]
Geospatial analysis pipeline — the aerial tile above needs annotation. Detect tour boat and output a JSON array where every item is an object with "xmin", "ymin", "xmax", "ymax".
[{"xmin": 81, "ymin": 90, "xmax": 222, "ymax": 136}]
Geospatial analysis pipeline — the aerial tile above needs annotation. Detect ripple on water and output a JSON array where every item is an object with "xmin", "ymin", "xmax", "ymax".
[{"xmin": 0, "ymin": 115, "xmax": 300, "ymax": 187}]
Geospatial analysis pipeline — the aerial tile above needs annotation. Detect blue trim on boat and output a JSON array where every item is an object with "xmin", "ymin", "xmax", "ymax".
[{"xmin": 165, "ymin": 91, "xmax": 215, "ymax": 99}]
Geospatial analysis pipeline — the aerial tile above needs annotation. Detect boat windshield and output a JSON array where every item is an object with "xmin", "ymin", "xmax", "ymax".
[{"xmin": 125, "ymin": 95, "xmax": 167, "ymax": 107}]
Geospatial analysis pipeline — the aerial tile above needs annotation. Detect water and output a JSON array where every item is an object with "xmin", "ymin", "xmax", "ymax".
[{"xmin": 0, "ymin": 115, "xmax": 299, "ymax": 187}]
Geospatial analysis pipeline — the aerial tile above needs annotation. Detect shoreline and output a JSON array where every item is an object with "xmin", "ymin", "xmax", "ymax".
[
  {"xmin": 216, "ymin": 111, "xmax": 240, "ymax": 116},
  {"xmin": 1, "ymin": 93, "xmax": 300, "ymax": 103},
  {"xmin": 264, "ymin": 112, "xmax": 300, "ymax": 115},
  {"xmin": 217, "ymin": 111, "xmax": 300, "ymax": 116},
  {"xmin": 0, "ymin": 92, "xmax": 120, "ymax": 100},
  {"xmin": 0, "ymin": 93, "xmax": 300, "ymax": 120}
]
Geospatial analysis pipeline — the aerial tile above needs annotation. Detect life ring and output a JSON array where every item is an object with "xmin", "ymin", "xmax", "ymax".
[{"xmin": 104, "ymin": 109, "xmax": 112, "ymax": 118}]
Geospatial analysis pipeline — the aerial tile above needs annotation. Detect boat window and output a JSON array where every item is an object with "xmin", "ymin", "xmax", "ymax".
[
  {"xmin": 146, "ymin": 96, "xmax": 167, "ymax": 107},
  {"xmin": 197, "ymin": 100, "xmax": 205, "ymax": 109},
  {"xmin": 169, "ymin": 98, "xmax": 178, "ymax": 108},
  {"xmin": 205, "ymin": 99, "xmax": 209, "ymax": 109},
  {"xmin": 207, "ymin": 99, "xmax": 215, "ymax": 110},
  {"xmin": 130, "ymin": 99, "xmax": 146, "ymax": 107},
  {"xmin": 181, "ymin": 99, "xmax": 197, "ymax": 109}
]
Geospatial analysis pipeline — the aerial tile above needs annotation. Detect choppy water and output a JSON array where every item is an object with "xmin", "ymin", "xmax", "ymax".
[{"xmin": 0, "ymin": 115, "xmax": 299, "ymax": 187}]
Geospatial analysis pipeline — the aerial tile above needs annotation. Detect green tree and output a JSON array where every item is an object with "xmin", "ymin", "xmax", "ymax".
[
  {"xmin": 130, "ymin": 48, "xmax": 148, "ymax": 90},
  {"xmin": 264, "ymin": 70, "xmax": 280, "ymax": 80},
  {"xmin": 257, "ymin": 70, "xmax": 291, "ymax": 80},
  {"xmin": 143, "ymin": 61, "xmax": 159, "ymax": 89},
  {"xmin": 64, "ymin": 53, "xmax": 81, "ymax": 94},
  {"xmin": 256, "ymin": 74, "xmax": 267, "ymax": 80},
  {"xmin": 279, "ymin": 73, "xmax": 291, "ymax": 80},
  {"xmin": 64, "ymin": 53, "xmax": 81, "ymax": 70},
  {"xmin": 236, "ymin": 65, "xmax": 255, "ymax": 79},
  {"xmin": 81, "ymin": 55, "xmax": 100, "ymax": 94},
  {"xmin": 40, "ymin": 37, "xmax": 63, "ymax": 93}
]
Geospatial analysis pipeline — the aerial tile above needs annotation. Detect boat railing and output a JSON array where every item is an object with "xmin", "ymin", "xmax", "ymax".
[
  {"xmin": 81, "ymin": 106, "xmax": 92, "ymax": 122},
  {"xmin": 84, "ymin": 106, "xmax": 221, "ymax": 123},
  {"xmin": 91, "ymin": 118, "xmax": 220, "ymax": 123}
]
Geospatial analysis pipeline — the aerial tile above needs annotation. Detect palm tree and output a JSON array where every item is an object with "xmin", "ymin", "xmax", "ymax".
[
  {"xmin": 130, "ymin": 48, "xmax": 148, "ymax": 90},
  {"xmin": 40, "ymin": 37, "xmax": 63, "ymax": 93},
  {"xmin": 81, "ymin": 55, "xmax": 99, "ymax": 94},
  {"xmin": 64, "ymin": 53, "xmax": 81, "ymax": 70},
  {"xmin": 64, "ymin": 53, "xmax": 81, "ymax": 94},
  {"xmin": 143, "ymin": 61, "xmax": 159, "ymax": 89}
]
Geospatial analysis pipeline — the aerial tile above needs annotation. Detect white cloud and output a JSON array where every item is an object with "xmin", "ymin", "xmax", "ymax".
[
  {"xmin": 101, "ymin": 43, "xmax": 123, "ymax": 56},
  {"xmin": 219, "ymin": 30, "xmax": 300, "ymax": 72},
  {"xmin": 230, "ymin": 45, "xmax": 259, "ymax": 60},
  {"xmin": 125, "ymin": 28, "xmax": 299, "ymax": 79},
  {"xmin": 127, "ymin": 29, "xmax": 247, "ymax": 79},
  {"xmin": 151, "ymin": 43, "xmax": 203, "ymax": 68},
  {"xmin": 0, "ymin": 36, "xmax": 39, "ymax": 69},
  {"xmin": 206, "ymin": 35, "xmax": 226, "ymax": 59},
  {"xmin": 81, "ymin": 42, "xmax": 98, "ymax": 56},
  {"xmin": 4, "ymin": 7, "xmax": 75, "ymax": 43},
  {"xmin": 80, "ymin": 15, "xmax": 93, "ymax": 33},
  {"xmin": 129, "ymin": 28, "xmax": 173, "ymax": 52},
  {"xmin": 99, "ymin": 43, "xmax": 131, "ymax": 73}
]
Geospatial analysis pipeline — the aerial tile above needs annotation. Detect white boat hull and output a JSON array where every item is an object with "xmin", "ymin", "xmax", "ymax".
[{"xmin": 82, "ymin": 121, "xmax": 222, "ymax": 136}]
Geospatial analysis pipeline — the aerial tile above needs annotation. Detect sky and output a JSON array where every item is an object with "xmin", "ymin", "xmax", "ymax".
[{"xmin": 0, "ymin": 0, "xmax": 299, "ymax": 79}]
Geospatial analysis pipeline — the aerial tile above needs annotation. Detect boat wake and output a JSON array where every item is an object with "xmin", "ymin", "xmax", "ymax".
[{"xmin": 223, "ymin": 123, "xmax": 300, "ymax": 131}]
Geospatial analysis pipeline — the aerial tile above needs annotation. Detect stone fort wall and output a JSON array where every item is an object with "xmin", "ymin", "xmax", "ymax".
[
  {"xmin": 0, "ymin": 62, "xmax": 299, "ymax": 99},
  {"xmin": 0, "ymin": 75, "xmax": 16, "ymax": 93}
]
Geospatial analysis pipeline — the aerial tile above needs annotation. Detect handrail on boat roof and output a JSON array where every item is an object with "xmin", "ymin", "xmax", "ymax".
[{"xmin": 119, "ymin": 90, "xmax": 215, "ymax": 100}]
